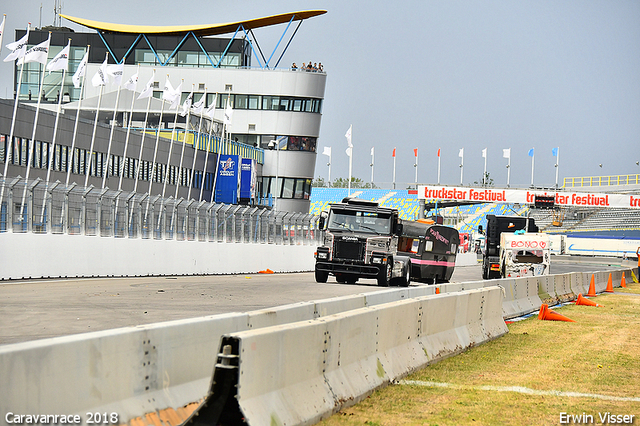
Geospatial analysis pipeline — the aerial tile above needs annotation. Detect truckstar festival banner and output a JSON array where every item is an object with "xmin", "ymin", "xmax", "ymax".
[{"xmin": 417, "ymin": 185, "xmax": 640, "ymax": 209}]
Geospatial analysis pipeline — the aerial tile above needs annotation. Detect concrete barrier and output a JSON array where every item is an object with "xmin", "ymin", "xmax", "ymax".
[
  {"xmin": 2, "ymin": 268, "xmax": 633, "ymax": 426},
  {"xmin": 0, "ymin": 233, "xmax": 317, "ymax": 279},
  {"xmin": 192, "ymin": 286, "xmax": 507, "ymax": 426}
]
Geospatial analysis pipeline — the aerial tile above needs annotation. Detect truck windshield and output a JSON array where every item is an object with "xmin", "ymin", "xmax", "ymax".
[
  {"xmin": 512, "ymin": 250, "xmax": 544, "ymax": 264},
  {"xmin": 327, "ymin": 210, "xmax": 392, "ymax": 234}
]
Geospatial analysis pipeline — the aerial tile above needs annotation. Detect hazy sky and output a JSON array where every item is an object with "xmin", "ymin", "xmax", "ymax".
[{"xmin": 1, "ymin": 1, "xmax": 639, "ymax": 189}]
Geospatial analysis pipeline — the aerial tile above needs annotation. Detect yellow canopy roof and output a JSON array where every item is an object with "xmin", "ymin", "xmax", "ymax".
[{"xmin": 60, "ymin": 10, "xmax": 327, "ymax": 37}]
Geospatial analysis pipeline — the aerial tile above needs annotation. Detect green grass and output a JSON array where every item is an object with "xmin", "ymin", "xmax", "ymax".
[{"xmin": 319, "ymin": 285, "xmax": 640, "ymax": 425}]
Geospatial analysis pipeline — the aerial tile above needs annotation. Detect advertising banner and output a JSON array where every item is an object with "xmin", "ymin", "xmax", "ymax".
[
  {"xmin": 417, "ymin": 185, "xmax": 640, "ymax": 209},
  {"xmin": 215, "ymin": 154, "xmax": 239, "ymax": 204},
  {"xmin": 240, "ymin": 158, "xmax": 257, "ymax": 201}
]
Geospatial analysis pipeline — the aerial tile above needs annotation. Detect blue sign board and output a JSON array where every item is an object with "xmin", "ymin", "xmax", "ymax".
[
  {"xmin": 214, "ymin": 154, "xmax": 239, "ymax": 204},
  {"xmin": 240, "ymin": 158, "xmax": 256, "ymax": 201}
]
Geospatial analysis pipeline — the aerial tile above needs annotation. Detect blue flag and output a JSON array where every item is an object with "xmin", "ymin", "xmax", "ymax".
[
  {"xmin": 528, "ymin": 148, "xmax": 534, "ymax": 157},
  {"xmin": 552, "ymin": 147, "xmax": 558, "ymax": 157}
]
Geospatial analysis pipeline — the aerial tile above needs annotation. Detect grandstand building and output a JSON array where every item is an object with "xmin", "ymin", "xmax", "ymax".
[{"xmin": 1, "ymin": 11, "xmax": 326, "ymax": 212}]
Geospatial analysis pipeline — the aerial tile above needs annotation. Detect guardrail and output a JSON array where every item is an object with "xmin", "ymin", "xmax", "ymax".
[
  {"xmin": 563, "ymin": 174, "xmax": 640, "ymax": 188},
  {"xmin": 0, "ymin": 268, "xmax": 632, "ymax": 426}
]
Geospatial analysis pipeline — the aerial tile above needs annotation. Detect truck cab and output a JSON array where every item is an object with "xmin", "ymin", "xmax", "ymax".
[
  {"xmin": 499, "ymin": 232, "xmax": 551, "ymax": 278},
  {"xmin": 315, "ymin": 198, "xmax": 410, "ymax": 286}
]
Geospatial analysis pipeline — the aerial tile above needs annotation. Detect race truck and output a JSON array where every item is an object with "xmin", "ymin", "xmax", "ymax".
[
  {"xmin": 314, "ymin": 198, "xmax": 411, "ymax": 286},
  {"xmin": 499, "ymin": 231, "xmax": 551, "ymax": 278},
  {"xmin": 481, "ymin": 214, "xmax": 539, "ymax": 279}
]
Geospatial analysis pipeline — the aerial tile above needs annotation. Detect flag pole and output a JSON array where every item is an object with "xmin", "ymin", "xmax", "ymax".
[
  {"xmin": 437, "ymin": 149, "xmax": 441, "ymax": 185},
  {"xmin": 42, "ymin": 38, "xmax": 71, "ymax": 222},
  {"xmin": 161, "ymin": 79, "xmax": 183, "ymax": 200},
  {"xmin": 555, "ymin": 147, "xmax": 560, "ymax": 189},
  {"xmin": 530, "ymin": 148, "xmax": 535, "ymax": 187},
  {"xmin": 174, "ymin": 87, "xmax": 193, "ymax": 199},
  {"xmin": 20, "ymin": 32, "xmax": 52, "ymax": 222},
  {"xmin": 119, "ymin": 64, "xmax": 140, "ymax": 192},
  {"xmin": 327, "ymin": 151, "xmax": 331, "ymax": 187},
  {"xmin": 0, "ymin": 15, "xmax": 6, "ymax": 52},
  {"xmin": 370, "ymin": 147, "xmax": 374, "ymax": 186},
  {"xmin": 132, "ymin": 70, "xmax": 155, "ymax": 195},
  {"xmin": 483, "ymin": 148, "xmax": 487, "ymax": 185},
  {"xmin": 102, "ymin": 56, "xmax": 125, "ymax": 189},
  {"xmin": 144, "ymin": 94, "xmax": 166, "ymax": 229},
  {"xmin": 66, "ymin": 45, "xmax": 89, "ymax": 186},
  {"xmin": 1, "ymin": 24, "xmax": 29, "ymax": 206},
  {"xmin": 460, "ymin": 150, "xmax": 464, "ymax": 185},
  {"xmin": 348, "ymin": 135, "xmax": 352, "ymax": 197},
  {"xmin": 393, "ymin": 148, "xmax": 396, "ymax": 190},
  {"xmin": 414, "ymin": 149, "xmax": 418, "ymax": 186},
  {"xmin": 199, "ymin": 93, "xmax": 217, "ymax": 202},
  {"xmin": 84, "ymin": 52, "xmax": 109, "ymax": 188},
  {"xmin": 507, "ymin": 154, "xmax": 511, "ymax": 187},
  {"xmin": 188, "ymin": 90, "xmax": 206, "ymax": 201}
]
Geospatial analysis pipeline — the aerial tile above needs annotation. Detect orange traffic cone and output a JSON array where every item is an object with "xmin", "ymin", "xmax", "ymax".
[
  {"xmin": 605, "ymin": 273, "xmax": 614, "ymax": 293},
  {"xmin": 435, "ymin": 287, "xmax": 440, "ymax": 294},
  {"xmin": 576, "ymin": 293, "xmax": 603, "ymax": 307},
  {"xmin": 621, "ymin": 274, "xmax": 627, "ymax": 288},
  {"xmin": 538, "ymin": 304, "xmax": 576, "ymax": 322},
  {"xmin": 586, "ymin": 275, "xmax": 597, "ymax": 297}
]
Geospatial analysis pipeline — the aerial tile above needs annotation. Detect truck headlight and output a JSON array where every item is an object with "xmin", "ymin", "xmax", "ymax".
[{"xmin": 317, "ymin": 252, "xmax": 328, "ymax": 260}]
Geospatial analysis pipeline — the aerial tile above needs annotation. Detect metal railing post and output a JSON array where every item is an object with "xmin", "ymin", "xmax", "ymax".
[
  {"xmin": 81, "ymin": 185, "xmax": 94, "ymax": 236},
  {"xmin": 46, "ymin": 181, "xmax": 60, "ymax": 234}
]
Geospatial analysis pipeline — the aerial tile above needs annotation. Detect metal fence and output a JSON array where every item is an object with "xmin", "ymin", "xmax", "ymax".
[{"xmin": 0, "ymin": 177, "xmax": 321, "ymax": 245}]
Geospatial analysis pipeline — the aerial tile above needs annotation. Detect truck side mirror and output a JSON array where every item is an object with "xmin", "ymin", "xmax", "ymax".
[
  {"xmin": 478, "ymin": 225, "xmax": 484, "ymax": 235},
  {"xmin": 318, "ymin": 211, "xmax": 327, "ymax": 230},
  {"xmin": 395, "ymin": 223, "xmax": 403, "ymax": 236}
]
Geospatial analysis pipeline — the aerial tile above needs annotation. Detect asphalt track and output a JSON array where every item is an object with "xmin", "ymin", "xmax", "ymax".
[{"xmin": 0, "ymin": 255, "xmax": 629, "ymax": 345}]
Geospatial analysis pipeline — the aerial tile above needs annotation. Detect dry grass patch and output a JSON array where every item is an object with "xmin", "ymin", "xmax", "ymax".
[{"xmin": 318, "ymin": 287, "xmax": 640, "ymax": 426}]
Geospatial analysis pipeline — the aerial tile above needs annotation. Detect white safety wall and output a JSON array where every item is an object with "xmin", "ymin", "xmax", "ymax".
[{"xmin": 0, "ymin": 233, "xmax": 317, "ymax": 279}]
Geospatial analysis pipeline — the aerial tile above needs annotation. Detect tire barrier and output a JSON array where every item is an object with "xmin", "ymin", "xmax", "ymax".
[{"xmin": 186, "ymin": 286, "xmax": 507, "ymax": 426}]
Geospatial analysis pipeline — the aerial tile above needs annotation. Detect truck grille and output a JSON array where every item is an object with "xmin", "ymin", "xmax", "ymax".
[{"xmin": 334, "ymin": 240, "xmax": 364, "ymax": 261}]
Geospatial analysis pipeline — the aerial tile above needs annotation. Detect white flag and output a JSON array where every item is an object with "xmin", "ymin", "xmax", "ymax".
[
  {"xmin": 19, "ymin": 35, "xmax": 50, "ymax": 65},
  {"xmin": 345, "ymin": 125, "xmax": 352, "ymax": 147},
  {"xmin": 322, "ymin": 146, "xmax": 331, "ymax": 157},
  {"xmin": 223, "ymin": 98, "xmax": 233, "ymax": 125},
  {"xmin": 180, "ymin": 91, "xmax": 193, "ymax": 117},
  {"xmin": 72, "ymin": 51, "xmax": 88, "ymax": 89},
  {"xmin": 346, "ymin": 146, "xmax": 352, "ymax": 157},
  {"xmin": 46, "ymin": 44, "xmax": 69, "ymax": 73},
  {"xmin": 91, "ymin": 57, "xmax": 109, "ymax": 87},
  {"xmin": 123, "ymin": 72, "xmax": 138, "ymax": 91},
  {"xmin": 0, "ymin": 15, "xmax": 5, "ymax": 40},
  {"xmin": 106, "ymin": 63, "xmax": 124, "ymax": 86},
  {"xmin": 162, "ymin": 79, "xmax": 181, "ymax": 108},
  {"xmin": 371, "ymin": 147, "xmax": 374, "ymax": 156},
  {"xmin": 137, "ymin": 72, "xmax": 155, "ymax": 99},
  {"xmin": 192, "ymin": 94, "xmax": 205, "ymax": 114},
  {"xmin": 169, "ymin": 81, "xmax": 182, "ymax": 109},
  {"xmin": 503, "ymin": 148, "xmax": 511, "ymax": 159},
  {"xmin": 4, "ymin": 28, "xmax": 29, "ymax": 62},
  {"xmin": 205, "ymin": 96, "xmax": 216, "ymax": 119},
  {"xmin": 458, "ymin": 148, "xmax": 464, "ymax": 158},
  {"xmin": 481, "ymin": 148, "xmax": 487, "ymax": 158}
]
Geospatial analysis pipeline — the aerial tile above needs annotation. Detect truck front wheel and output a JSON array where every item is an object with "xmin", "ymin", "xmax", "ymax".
[
  {"xmin": 315, "ymin": 268, "xmax": 328, "ymax": 283},
  {"xmin": 377, "ymin": 259, "xmax": 392, "ymax": 287}
]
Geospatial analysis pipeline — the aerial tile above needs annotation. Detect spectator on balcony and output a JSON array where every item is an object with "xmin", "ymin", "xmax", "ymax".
[{"xmin": 291, "ymin": 62, "xmax": 297, "ymax": 71}]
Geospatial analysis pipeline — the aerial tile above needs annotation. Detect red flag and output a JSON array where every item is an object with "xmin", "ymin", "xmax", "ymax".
[
  {"xmin": 414, "ymin": 148, "xmax": 418, "ymax": 157},
  {"xmin": 437, "ymin": 148, "xmax": 441, "ymax": 157},
  {"xmin": 392, "ymin": 148, "xmax": 396, "ymax": 157}
]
